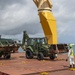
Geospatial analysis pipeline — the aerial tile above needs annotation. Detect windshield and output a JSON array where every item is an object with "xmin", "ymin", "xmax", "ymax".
[
  {"xmin": 27, "ymin": 38, "xmax": 47, "ymax": 45},
  {"xmin": 27, "ymin": 38, "xmax": 35, "ymax": 45},
  {"xmin": 36, "ymin": 38, "xmax": 46, "ymax": 44}
]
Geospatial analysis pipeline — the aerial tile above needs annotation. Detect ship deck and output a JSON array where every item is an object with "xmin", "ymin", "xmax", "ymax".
[{"xmin": 0, "ymin": 52, "xmax": 75, "ymax": 75}]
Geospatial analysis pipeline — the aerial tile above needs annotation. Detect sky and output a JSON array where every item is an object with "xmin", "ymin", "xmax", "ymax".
[{"xmin": 0, "ymin": 0, "xmax": 75, "ymax": 43}]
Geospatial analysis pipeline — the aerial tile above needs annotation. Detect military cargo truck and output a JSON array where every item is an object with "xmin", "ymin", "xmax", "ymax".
[{"xmin": 0, "ymin": 38, "xmax": 20, "ymax": 59}]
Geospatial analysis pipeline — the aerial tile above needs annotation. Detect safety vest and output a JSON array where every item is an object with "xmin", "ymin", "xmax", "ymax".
[{"xmin": 70, "ymin": 49, "xmax": 74, "ymax": 56}]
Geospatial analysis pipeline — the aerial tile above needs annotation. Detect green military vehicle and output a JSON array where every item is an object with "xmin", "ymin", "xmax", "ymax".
[
  {"xmin": 0, "ymin": 38, "xmax": 20, "ymax": 59},
  {"xmin": 25, "ymin": 38, "xmax": 68, "ymax": 60},
  {"xmin": 22, "ymin": 31, "xmax": 68, "ymax": 60}
]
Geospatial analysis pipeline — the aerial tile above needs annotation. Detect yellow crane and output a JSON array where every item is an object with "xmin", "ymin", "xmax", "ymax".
[{"xmin": 33, "ymin": 0, "xmax": 58, "ymax": 44}]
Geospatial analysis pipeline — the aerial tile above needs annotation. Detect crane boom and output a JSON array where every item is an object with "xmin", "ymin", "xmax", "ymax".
[{"xmin": 33, "ymin": 0, "xmax": 58, "ymax": 44}]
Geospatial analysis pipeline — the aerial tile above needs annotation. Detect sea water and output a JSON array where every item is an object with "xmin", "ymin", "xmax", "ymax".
[{"xmin": 18, "ymin": 47, "xmax": 24, "ymax": 52}]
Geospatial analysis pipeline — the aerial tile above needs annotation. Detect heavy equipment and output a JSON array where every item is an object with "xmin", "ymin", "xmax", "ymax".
[
  {"xmin": 22, "ymin": 31, "xmax": 68, "ymax": 60},
  {"xmin": 0, "ymin": 37, "xmax": 20, "ymax": 59}
]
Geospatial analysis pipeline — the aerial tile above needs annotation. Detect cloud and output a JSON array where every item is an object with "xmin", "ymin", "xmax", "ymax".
[
  {"xmin": 0, "ymin": 0, "xmax": 75, "ymax": 43},
  {"xmin": 0, "ymin": 0, "xmax": 44, "ymax": 37},
  {"xmin": 51, "ymin": 0, "xmax": 75, "ymax": 43}
]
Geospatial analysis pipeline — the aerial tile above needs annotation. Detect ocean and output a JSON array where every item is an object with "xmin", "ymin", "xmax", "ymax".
[{"xmin": 18, "ymin": 47, "xmax": 25, "ymax": 52}]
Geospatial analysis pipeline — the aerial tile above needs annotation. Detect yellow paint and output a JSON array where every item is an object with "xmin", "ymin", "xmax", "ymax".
[
  {"xmin": 22, "ymin": 61, "xmax": 26, "ymax": 64},
  {"xmin": 41, "ymin": 60, "xmax": 46, "ymax": 62},
  {"xmin": 69, "ymin": 68, "xmax": 75, "ymax": 71},
  {"xmin": 0, "ymin": 62, "xmax": 5, "ymax": 66},
  {"xmin": 41, "ymin": 72, "xmax": 48, "ymax": 75}
]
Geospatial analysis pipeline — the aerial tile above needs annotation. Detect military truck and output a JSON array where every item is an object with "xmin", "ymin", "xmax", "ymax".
[
  {"xmin": 0, "ymin": 38, "xmax": 20, "ymax": 59},
  {"xmin": 23, "ymin": 37, "xmax": 68, "ymax": 60}
]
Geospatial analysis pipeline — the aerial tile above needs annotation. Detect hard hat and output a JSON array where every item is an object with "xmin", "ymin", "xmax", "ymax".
[{"xmin": 69, "ymin": 44, "xmax": 72, "ymax": 48}]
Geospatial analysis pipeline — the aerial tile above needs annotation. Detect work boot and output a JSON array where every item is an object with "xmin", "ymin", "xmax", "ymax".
[
  {"xmin": 69, "ymin": 65, "xmax": 72, "ymax": 68},
  {"xmin": 73, "ymin": 64, "xmax": 75, "ymax": 68}
]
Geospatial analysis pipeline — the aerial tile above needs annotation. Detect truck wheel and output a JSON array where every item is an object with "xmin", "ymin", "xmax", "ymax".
[
  {"xmin": 0, "ymin": 54, "xmax": 2, "ymax": 57},
  {"xmin": 49, "ymin": 54, "xmax": 55, "ymax": 60},
  {"xmin": 26, "ymin": 50, "xmax": 33, "ymax": 59},
  {"xmin": 37, "ymin": 52, "xmax": 44, "ymax": 60},
  {"xmin": 0, "ymin": 51, "xmax": 3, "ymax": 57},
  {"xmin": 4, "ymin": 53, "xmax": 11, "ymax": 59}
]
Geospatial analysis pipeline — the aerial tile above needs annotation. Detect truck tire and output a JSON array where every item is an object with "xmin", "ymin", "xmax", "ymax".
[
  {"xmin": 37, "ymin": 52, "xmax": 44, "ymax": 60},
  {"xmin": 26, "ymin": 49, "xmax": 33, "ymax": 59},
  {"xmin": 49, "ymin": 54, "xmax": 55, "ymax": 60},
  {"xmin": 4, "ymin": 53, "xmax": 11, "ymax": 59},
  {"xmin": 0, "ymin": 54, "xmax": 2, "ymax": 57},
  {"xmin": 0, "ymin": 51, "xmax": 3, "ymax": 57}
]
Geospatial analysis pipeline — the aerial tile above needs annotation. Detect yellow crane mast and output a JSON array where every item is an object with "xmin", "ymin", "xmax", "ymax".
[{"xmin": 33, "ymin": 0, "xmax": 58, "ymax": 44}]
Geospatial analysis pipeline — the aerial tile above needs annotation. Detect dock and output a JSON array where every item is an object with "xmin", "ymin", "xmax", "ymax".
[{"xmin": 0, "ymin": 52, "xmax": 75, "ymax": 75}]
